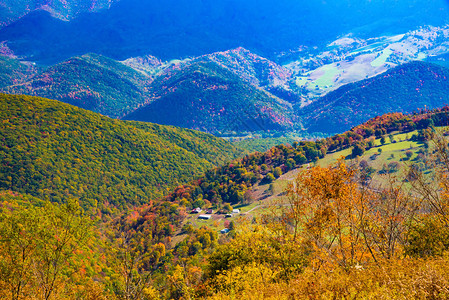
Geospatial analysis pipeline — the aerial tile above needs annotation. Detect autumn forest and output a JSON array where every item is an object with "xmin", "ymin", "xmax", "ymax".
[{"xmin": 3, "ymin": 0, "xmax": 449, "ymax": 299}]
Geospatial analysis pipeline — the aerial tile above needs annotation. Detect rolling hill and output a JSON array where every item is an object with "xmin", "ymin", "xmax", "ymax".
[
  {"xmin": 0, "ymin": 93, "xmax": 243, "ymax": 212},
  {"xmin": 301, "ymin": 61, "xmax": 449, "ymax": 134},
  {"xmin": 0, "ymin": 52, "xmax": 297, "ymax": 132},
  {"xmin": 124, "ymin": 58, "xmax": 295, "ymax": 134},
  {"xmin": 2, "ymin": 53, "xmax": 152, "ymax": 118}
]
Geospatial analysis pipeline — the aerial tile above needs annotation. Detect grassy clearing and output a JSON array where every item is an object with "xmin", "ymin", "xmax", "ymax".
[
  {"xmin": 354, "ymin": 42, "xmax": 386, "ymax": 53},
  {"xmin": 371, "ymin": 48, "xmax": 393, "ymax": 67},
  {"xmin": 318, "ymin": 148, "xmax": 352, "ymax": 166},
  {"xmin": 318, "ymin": 130, "xmax": 424, "ymax": 167},
  {"xmin": 313, "ymin": 64, "xmax": 340, "ymax": 87},
  {"xmin": 417, "ymin": 52, "xmax": 427, "ymax": 60},
  {"xmin": 295, "ymin": 64, "xmax": 340, "ymax": 90},
  {"xmin": 296, "ymin": 76, "xmax": 309, "ymax": 87}
]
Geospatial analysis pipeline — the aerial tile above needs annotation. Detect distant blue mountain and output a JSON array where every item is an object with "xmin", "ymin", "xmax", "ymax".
[
  {"xmin": 0, "ymin": 0, "xmax": 118, "ymax": 28},
  {"xmin": 1, "ymin": 0, "xmax": 448, "ymax": 64}
]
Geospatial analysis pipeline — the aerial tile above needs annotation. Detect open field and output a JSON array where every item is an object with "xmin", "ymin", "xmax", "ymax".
[{"xmin": 371, "ymin": 48, "xmax": 393, "ymax": 67}]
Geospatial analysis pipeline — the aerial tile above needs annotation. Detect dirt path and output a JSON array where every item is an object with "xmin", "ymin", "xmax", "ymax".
[{"xmin": 246, "ymin": 205, "xmax": 263, "ymax": 214}]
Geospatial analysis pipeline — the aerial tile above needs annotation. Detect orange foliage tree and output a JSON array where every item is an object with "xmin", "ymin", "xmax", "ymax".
[{"xmin": 284, "ymin": 161, "xmax": 419, "ymax": 270}]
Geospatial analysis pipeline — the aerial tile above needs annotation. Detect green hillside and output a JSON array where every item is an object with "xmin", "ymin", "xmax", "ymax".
[
  {"xmin": 124, "ymin": 58, "xmax": 294, "ymax": 134},
  {"xmin": 2, "ymin": 54, "xmax": 152, "ymax": 118},
  {"xmin": 2, "ymin": 99, "xmax": 449, "ymax": 299},
  {"xmin": 301, "ymin": 61, "xmax": 449, "ymax": 134},
  {"xmin": 0, "ymin": 94, "xmax": 242, "ymax": 213}
]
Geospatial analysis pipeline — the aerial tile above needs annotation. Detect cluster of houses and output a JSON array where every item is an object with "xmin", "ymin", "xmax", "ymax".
[
  {"xmin": 190, "ymin": 207, "xmax": 241, "ymax": 233},
  {"xmin": 191, "ymin": 207, "xmax": 214, "ymax": 219},
  {"xmin": 225, "ymin": 209, "xmax": 240, "ymax": 218},
  {"xmin": 190, "ymin": 207, "xmax": 240, "ymax": 216}
]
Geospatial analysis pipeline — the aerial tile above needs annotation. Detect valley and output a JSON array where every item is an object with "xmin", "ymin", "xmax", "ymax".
[
  {"xmin": 2, "ymin": 1, "xmax": 449, "ymax": 298},
  {"xmin": 3, "ymin": 25, "xmax": 449, "ymax": 143}
]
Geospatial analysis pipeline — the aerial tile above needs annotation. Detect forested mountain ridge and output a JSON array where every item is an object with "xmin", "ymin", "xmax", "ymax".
[
  {"xmin": 206, "ymin": 47, "xmax": 293, "ymax": 90},
  {"xmin": 151, "ymin": 105, "xmax": 449, "ymax": 215},
  {"xmin": 301, "ymin": 61, "xmax": 449, "ymax": 134},
  {"xmin": 124, "ymin": 58, "xmax": 295, "ymax": 134},
  {"xmin": 1, "ymin": 53, "xmax": 152, "ymax": 118},
  {"xmin": 1, "ymin": 53, "xmax": 296, "ymax": 134},
  {"xmin": 5, "ymin": 55, "xmax": 449, "ymax": 139},
  {"xmin": 205, "ymin": 47, "xmax": 300, "ymax": 104},
  {"xmin": 0, "ymin": 94, "xmax": 243, "ymax": 213}
]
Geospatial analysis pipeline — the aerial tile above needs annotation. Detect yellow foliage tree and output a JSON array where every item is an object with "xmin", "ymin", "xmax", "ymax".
[{"xmin": 285, "ymin": 162, "xmax": 370, "ymax": 269}]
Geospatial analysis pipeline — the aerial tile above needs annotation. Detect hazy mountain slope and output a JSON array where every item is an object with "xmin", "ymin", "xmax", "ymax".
[
  {"xmin": 206, "ymin": 47, "xmax": 301, "ymax": 103},
  {"xmin": 0, "ymin": 0, "xmax": 118, "ymax": 28},
  {"xmin": 301, "ymin": 61, "xmax": 449, "ymax": 134},
  {"xmin": 124, "ymin": 58, "xmax": 294, "ymax": 134},
  {"xmin": 121, "ymin": 54, "xmax": 164, "ymax": 77},
  {"xmin": 0, "ymin": 93, "xmax": 242, "ymax": 211},
  {"xmin": 2, "ymin": 53, "xmax": 152, "ymax": 118},
  {"xmin": 1, "ymin": 0, "xmax": 448, "ymax": 64},
  {"xmin": 206, "ymin": 47, "xmax": 292, "ymax": 88}
]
